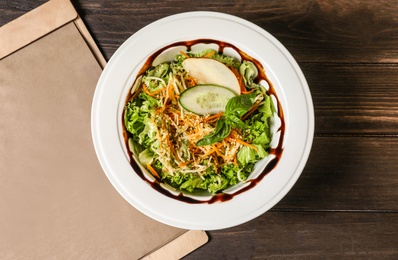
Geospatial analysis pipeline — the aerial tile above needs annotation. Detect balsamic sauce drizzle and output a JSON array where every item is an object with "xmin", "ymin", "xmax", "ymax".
[{"xmin": 122, "ymin": 39, "xmax": 285, "ymax": 204}]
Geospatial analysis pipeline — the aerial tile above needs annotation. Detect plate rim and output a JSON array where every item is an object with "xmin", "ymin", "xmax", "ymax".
[{"xmin": 91, "ymin": 11, "xmax": 314, "ymax": 230}]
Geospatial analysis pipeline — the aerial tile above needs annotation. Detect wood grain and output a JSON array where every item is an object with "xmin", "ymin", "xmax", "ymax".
[
  {"xmin": 187, "ymin": 212, "xmax": 398, "ymax": 259},
  {"xmin": 2, "ymin": 2, "xmax": 397, "ymax": 134},
  {"xmin": 301, "ymin": 63, "xmax": 398, "ymax": 134},
  {"xmin": 276, "ymin": 136, "xmax": 398, "ymax": 211},
  {"xmin": 2, "ymin": 1, "xmax": 398, "ymax": 62},
  {"xmin": 1, "ymin": 0, "xmax": 397, "ymax": 259}
]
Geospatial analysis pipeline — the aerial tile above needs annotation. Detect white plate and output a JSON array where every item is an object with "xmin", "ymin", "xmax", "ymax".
[{"xmin": 91, "ymin": 11, "xmax": 314, "ymax": 230}]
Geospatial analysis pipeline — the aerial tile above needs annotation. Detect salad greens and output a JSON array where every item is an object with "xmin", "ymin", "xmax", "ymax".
[
  {"xmin": 124, "ymin": 48, "xmax": 275, "ymax": 194},
  {"xmin": 196, "ymin": 91, "xmax": 257, "ymax": 146}
]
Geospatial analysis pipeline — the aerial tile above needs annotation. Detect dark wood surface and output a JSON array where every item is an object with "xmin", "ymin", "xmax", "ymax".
[{"xmin": 2, "ymin": 0, "xmax": 397, "ymax": 258}]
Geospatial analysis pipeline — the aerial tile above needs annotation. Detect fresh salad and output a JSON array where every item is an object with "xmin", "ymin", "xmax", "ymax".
[{"xmin": 123, "ymin": 48, "xmax": 275, "ymax": 194}]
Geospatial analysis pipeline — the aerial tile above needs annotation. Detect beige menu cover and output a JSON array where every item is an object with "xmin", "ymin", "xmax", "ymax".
[{"xmin": 0, "ymin": 0, "xmax": 207, "ymax": 259}]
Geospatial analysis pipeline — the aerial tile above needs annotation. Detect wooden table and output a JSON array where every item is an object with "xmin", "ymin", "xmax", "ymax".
[{"xmin": 1, "ymin": 0, "xmax": 397, "ymax": 258}]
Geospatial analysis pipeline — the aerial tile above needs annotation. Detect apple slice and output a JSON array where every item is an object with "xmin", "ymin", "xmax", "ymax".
[{"xmin": 182, "ymin": 58, "xmax": 241, "ymax": 95}]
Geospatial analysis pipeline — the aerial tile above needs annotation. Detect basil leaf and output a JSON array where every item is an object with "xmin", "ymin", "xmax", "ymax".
[
  {"xmin": 225, "ymin": 92, "xmax": 257, "ymax": 118},
  {"xmin": 196, "ymin": 118, "xmax": 231, "ymax": 146},
  {"xmin": 225, "ymin": 114, "xmax": 247, "ymax": 129},
  {"xmin": 196, "ymin": 92, "xmax": 258, "ymax": 146}
]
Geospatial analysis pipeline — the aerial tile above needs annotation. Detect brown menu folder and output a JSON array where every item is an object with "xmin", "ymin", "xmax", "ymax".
[{"xmin": 0, "ymin": 0, "xmax": 207, "ymax": 259}]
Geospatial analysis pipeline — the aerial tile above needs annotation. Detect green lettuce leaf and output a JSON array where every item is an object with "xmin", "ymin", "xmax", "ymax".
[
  {"xmin": 259, "ymin": 95, "xmax": 273, "ymax": 120},
  {"xmin": 237, "ymin": 144, "xmax": 268, "ymax": 166},
  {"xmin": 138, "ymin": 115, "xmax": 158, "ymax": 147},
  {"xmin": 124, "ymin": 91, "xmax": 160, "ymax": 146},
  {"xmin": 239, "ymin": 60, "xmax": 261, "ymax": 89},
  {"xmin": 179, "ymin": 177, "xmax": 204, "ymax": 193},
  {"xmin": 242, "ymin": 95, "xmax": 274, "ymax": 148},
  {"xmin": 124, "ymin": 104, "xmax": 145, "ymax": 135},
  {"xmin": 190, "ymin": 49, "xmax": 241, "ymax": 68},
  {"xmin": 138, "ymin": 148, "xmax": 154, "ymax": 166},
  {"xmin": 141, "ymin": 63, "xmax": 170, "ymax": 91}
]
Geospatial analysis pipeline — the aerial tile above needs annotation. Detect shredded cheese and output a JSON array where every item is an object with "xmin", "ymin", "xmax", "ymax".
[{"xmin": 132, "ymin": 58, "xmax": 260, "ymax": 178}]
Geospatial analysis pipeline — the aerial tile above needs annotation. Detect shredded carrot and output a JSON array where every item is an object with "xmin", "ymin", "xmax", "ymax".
[
  {"xmin": 233, "ymin": 154, "xmax": 238, "ymax": 166},
  {"xmin": 161, "ymin": 99, "xmax": 169, "ymax": 112},
  {"xmin": 205, "ymin": 112, "xmax": 224, "ymax": 122},
  {"xmin": 241, "ymin": 88, "xmax": 255, "ymax": 94},
  {"xmin": 166, "ymin": 136, "xmax": 179, "ymax": 162},
  {"xmin": 202, "ymin": 147, "xmax": 217, "ymax": 158},
  {"xmin": 225, "ymin": 135, "xmax": 235, "ymax": 143},
  {"xmin": 150, "ymin": 115, "xmax": 162, "ymax": 148},
  {"xmin": 212, "ymin": 155, "xmax": 219, "ymax": 170},
  {"xmin": 157, "ymin": 104, "xmax": 172, "ymax": 114},
  {"xmin": 242, "ymin": 100, "xmax": 262, "ymax": 121},
  {"xmin": 203, "ymin": 51, "xmax": 216, "ymax": 58},
  {"xmin": 180, "ymin": 50, "xmax": 190, "ymax": 58},
  {"xmin": 167, "ymin": 107, "xmax": 181, "ymax": 115},
  {"xmin": 178, "ymin": 160, "xmax": 192, "ymax": 168},
  {"xmin": 230, "ymin": 66, "xmax": 239, "ymax": 76},
  {"xmin": 146, "ymin": 163, "xmax": 160, "ymax": 178},
  {"xmin": 159, "ymin": 90, "xmax": 170, "ymax": 112},
  {"xmin": 240, "ymin": 84, "xmax": 247, "ymax": 94},
  {"xmin": 152, "ymin": 88, "xmax": 166, "ymax": 95},
  {"xmin": 142, "ymin": 83, "xmax": 151, "ymax": 96},
  {"xmin": 235, "ymin": 138, "xmax": 258, "ymax": 151},
  {"xmin": 230, "ymin": 67, "xmax": 247, "ymax": 94},
  {"xmin": 184, "ymin": 75, "xmax": 197, "ymax": 87},
  {"xmin": 225, "ymin": 129, "xmax": 239, "ymax": 142},
  {"xmin": 212, "ymin": 144, "xmax": 227, "ymax": 159},
  {"xmin": 142, "ymin": 83, "xmax": 165, "ymax": 96},
  {"xmin": 124, "ymin": 48, "xmax": 275, "ymax": 193},
  {"xmin": 215, "ymin": 142, "xmax": 223, "ymax": 149},
  {"xmin": 168, "ymin": 82, "xmax": 176, "ymax": 104}
]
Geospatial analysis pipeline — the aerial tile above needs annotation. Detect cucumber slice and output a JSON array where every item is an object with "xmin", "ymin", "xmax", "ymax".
[{"xmin": 179, "ymin": 84, "xmax": 236, "ymax": 115}]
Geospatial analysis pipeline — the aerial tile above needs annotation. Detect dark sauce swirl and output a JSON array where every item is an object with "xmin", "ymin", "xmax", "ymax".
[{"xmin": 123, "ymin": 39, "xmax": 285, "ymax": 204}]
